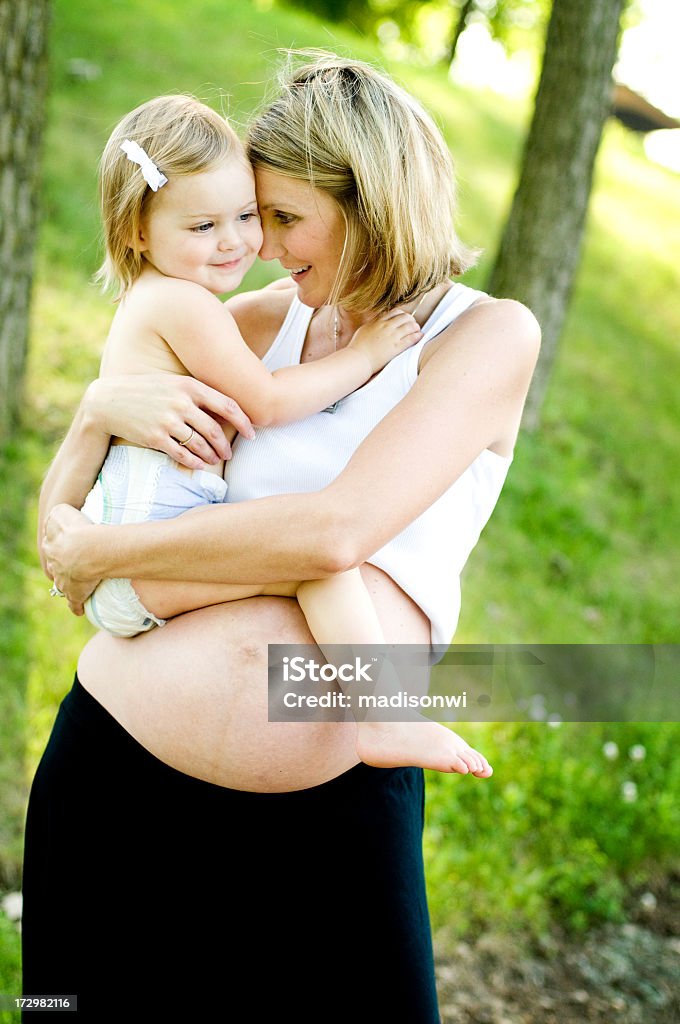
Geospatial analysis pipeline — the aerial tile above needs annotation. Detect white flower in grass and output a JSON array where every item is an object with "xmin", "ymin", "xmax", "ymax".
[
  {"xmin": 629, "ymin": 744, "xmax": 646, "ymax": 761},
  {"xmin": 621, "ymin": 780, "xmax": 638, "ymax": 803},
  {"xmin": 1, "ymin": 891, "xmax": 22, "ymax": 921},
  {"xmin": 639, "ymin": 891, "xmax": 657, "ymax": 911},
  {"xmin": 603, "ymin": 741, "xmax": 619, "ymax": 760}
]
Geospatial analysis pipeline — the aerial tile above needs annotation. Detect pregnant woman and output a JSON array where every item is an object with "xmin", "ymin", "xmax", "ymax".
[{"xmin": 27, "ymin": 53, "xmax": 539, "ymax": 1022}]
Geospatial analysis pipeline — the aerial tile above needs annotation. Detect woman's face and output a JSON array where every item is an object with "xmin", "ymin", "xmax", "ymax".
[{"xmin": 255, "ymin": 168, "xmax": 346, "ymax": 309}]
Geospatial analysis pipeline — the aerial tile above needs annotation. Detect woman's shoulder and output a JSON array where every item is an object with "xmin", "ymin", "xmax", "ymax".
[
  {"xmin": 419, "ymin": 295, "xmax": 541, "ymax": 377},
  {"xmin": 410, "ymin": 295, "xmax": 540, "ymax": 457},
  {"xmin": 225, "ymin": 278, "xmax": 297, "ymax": 355}
]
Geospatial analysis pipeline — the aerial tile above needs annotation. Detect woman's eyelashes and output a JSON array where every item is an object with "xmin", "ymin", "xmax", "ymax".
[{"xmin": 273, "ymin": 211, "xmax": 295, "ymax": 225}]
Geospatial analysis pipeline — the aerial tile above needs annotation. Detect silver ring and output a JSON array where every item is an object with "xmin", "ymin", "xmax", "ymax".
[
  {"xmin": 178, "ymin": 427, "xmax": 194, "ymax": 447},
  {"xmin": 49, "ymin": 584, "xmax": 65, "ymax": 597}
]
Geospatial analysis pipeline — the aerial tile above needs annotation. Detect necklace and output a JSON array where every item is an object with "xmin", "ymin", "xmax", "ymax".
[
  {"xmin": 411, "ymin": 292, "xmax": 428, "ymax": 319},
  {"xmin": 333, "ymin": 307, "xmax": 340, "ymax": 351},
  {"xmin": 331, "ymin": 293, "xmax": 428, "ymax": 350}
]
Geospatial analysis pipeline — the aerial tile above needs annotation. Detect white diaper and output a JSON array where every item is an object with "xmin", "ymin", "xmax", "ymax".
[
  {"xmin": 81, "ymin": 445, "xmax": 228, "ymax": 638},
  {"xmin": 85, "ymin": 578, "xmax": 167, "ymax": 638},
  {"xmin": 81, "ymin": 444, "xmax": 228, "ymax": 525}
]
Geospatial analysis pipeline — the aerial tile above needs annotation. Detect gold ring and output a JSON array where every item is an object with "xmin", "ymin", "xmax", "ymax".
[{"xmin": 179, "ymin": 427, "xmax": 194, "ymax": 447}]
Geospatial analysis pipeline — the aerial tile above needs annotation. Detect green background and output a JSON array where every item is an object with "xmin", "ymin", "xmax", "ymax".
[{"xmin": 1, "ymin": 0, "xmax": 678, "ymax": 1002}]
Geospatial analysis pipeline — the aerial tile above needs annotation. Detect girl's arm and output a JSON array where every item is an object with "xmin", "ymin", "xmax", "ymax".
[
  {"xmin": 44, "ymin": 299, "xmax": 540, "ymax": 609},
  {"xmin": 152, "ymin": 281, "xmax": 420, "ymax": 426}
]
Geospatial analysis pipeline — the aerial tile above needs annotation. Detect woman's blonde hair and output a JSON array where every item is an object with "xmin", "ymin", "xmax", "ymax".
[
  {"xmin": 246, "ymin": 51, "xmax": 479, "ymax": 315},
  {"xmin": 96, "ymin": 94, "xmax": 240, "ymax": 298}
]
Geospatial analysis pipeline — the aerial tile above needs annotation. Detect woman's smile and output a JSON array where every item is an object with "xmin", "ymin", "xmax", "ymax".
[{"xmin": 287, "ymin": 264, "xmax": 311, "ymax": 280}]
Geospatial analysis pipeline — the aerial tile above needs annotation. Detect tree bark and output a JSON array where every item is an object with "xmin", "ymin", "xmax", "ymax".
[
  {"xmin": 447, "ymin": 0, "xmax": 477, "ymax": 66},
  {"xmin": 487, "ymin": 0, "xmax": 625, "ymax": 429},
  {"xmin": 0, "ymin": 0, "xmax": 50, "ymax": 440}
]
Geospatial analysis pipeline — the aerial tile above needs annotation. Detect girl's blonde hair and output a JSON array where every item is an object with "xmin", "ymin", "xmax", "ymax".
[
  {"xmin": 246, "ymin": 51, "xmax": 479, "ymax": 315},
  {"xmin": 96, "ymin": 94, "xmax": 240, "ymax": 298}
]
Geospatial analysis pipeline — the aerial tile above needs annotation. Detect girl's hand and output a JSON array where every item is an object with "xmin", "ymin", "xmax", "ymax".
[
  {"xmin": 348, "ymin": 309, "xmax": 422, "ymax": 375},
  {"xmin": 43, "ymin": 504, "xmax": 101, "ymax": 615},
  {"xmin": 85, "ymin": 374, "xmax": 256, "ymax": 470}
]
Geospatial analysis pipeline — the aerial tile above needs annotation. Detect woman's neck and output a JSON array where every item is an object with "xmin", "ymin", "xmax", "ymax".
[
  {"xmin": 332, "ymin": 283, "xmax": 452, "ymax": 348},
  {"xmin": 302, "ymin": 283, "xmax": 452, "ymax": 363},
  {"xmin": 332, "ymin": 306, "xmax": 370, "ymax": 348}
]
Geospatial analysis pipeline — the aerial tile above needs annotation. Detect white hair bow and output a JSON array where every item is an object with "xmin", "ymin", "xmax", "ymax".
[{"xmin": 120, "ymin": 139, "xmax": 168, "ymax": 191}]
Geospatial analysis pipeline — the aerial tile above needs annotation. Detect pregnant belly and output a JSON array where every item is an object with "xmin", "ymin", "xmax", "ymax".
[{"xmin": 77, "ymin": 566, "xmax": 430, "ymax": 792}]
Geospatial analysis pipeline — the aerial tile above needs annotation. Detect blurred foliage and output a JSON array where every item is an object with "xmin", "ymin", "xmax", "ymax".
[
  {"xmin": 426, "ymin": 721, "xmax": 680, "ymax": 940},
  {"xmin": 280, "ymin": 0, "xmax": 644, "ymax": 70},
  {"xmin": 0, "ymin": 0, "xmax": 677, "ymax": 977},
  {"xmin": 280, "ymin": 0, "xmax": 550, "ymax": 66}
]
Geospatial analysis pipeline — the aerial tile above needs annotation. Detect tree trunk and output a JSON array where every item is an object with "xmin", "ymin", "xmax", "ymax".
[
  {"xmin": 487, "ymin": 0, "xmax": 624, "ymax": 429},
  {"xmin": 447, "ymin": 0, "xmax": 477, "ymax": 66},
  {"xmin": 0, "ymin": 0, "xmax": 50, "ymax": 441}
]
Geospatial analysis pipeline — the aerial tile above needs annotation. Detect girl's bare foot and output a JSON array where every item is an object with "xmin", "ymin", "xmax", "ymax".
[{"xmin": 355, "ymin": 718, "xmax": 493, "ymax": 776}]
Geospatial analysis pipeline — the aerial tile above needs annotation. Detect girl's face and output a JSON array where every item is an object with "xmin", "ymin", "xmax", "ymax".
[
  {"xmin": 255, "ymin": 168, "xmax": 346, "ymax": 309},
  {"xmin": 137, "ymin": 155, "xmax": 263, "ymax": 295}
]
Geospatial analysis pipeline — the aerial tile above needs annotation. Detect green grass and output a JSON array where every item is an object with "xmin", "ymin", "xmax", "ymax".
[
  {"xmin": 1, "ymin": 0, "xmax": 679, "ymax": 984},
  {"xmin": 425, "ymin": 719, "xmax": 680, "ymax": 939},
  {"xmin": 454, "ymin": 117, "xmax": 680, "ymax": 646},
  {"xmin": 0, "ymin": 910, "xmax": 22, "ymax": 1017}
]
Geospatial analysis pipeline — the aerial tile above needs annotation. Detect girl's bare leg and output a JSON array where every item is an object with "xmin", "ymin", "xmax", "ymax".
[
  {"xmin": 132, "ymin": 578, "xmax": 298, "ymax": 620},
  {"xmin": 296, "ymin": 569, "xmax": 492, "ymax": 777},
  {"xmin": 135, "ymin": 566, "xmax": 492, "ymax": 777}
]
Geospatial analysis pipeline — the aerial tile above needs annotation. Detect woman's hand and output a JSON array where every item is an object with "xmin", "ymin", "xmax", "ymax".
[
  {"xmin": 85, "ymin": 374, "xmax": 256, "ymax": 470},
  {"xmin": 37, "ymin": 375, "xmax": 254, "ymax": 575},
  {"xmin": 43, "ymin": 504, "xmax": 102, "ymax": 615}
]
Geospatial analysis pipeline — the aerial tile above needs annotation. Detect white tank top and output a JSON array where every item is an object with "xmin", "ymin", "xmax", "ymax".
[{"xmin": 225, "ymin": 283, "xmax": 513, "ymax": 645}]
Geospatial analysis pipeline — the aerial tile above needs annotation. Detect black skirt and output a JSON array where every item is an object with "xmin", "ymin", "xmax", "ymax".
[{"xmin": 21, "ymin": 676, "xmax": 440, "ymax": 1023}]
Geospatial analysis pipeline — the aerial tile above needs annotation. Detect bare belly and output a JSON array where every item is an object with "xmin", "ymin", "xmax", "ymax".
[{"xmin": 77, "ymin": 565, "xmax": 431, "ymax": 792}]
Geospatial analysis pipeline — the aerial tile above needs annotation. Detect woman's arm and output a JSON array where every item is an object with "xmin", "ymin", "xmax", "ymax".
[
  {"xmin": 44, "ymin": 299, "xmax": 539, "ymax": 604},
  {"xmin": 38, "ymin": 393, "xmax": 111, "ymax": 571}
]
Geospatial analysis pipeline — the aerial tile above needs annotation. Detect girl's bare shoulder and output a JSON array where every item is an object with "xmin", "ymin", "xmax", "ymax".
[{"xmin": 124, "ymin": 272, "xmax": 220, "ymax": 321}]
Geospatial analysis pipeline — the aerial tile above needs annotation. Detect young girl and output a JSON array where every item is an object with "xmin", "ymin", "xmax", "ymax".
[{"xmin": 73, "ymin": 93, "xmax": 491, "ymax": 778}]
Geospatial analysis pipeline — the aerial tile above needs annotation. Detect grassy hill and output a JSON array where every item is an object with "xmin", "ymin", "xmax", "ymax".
[{"xmin": 1, "ymin": 0, "xmax": 679, "ymax": 1000}]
